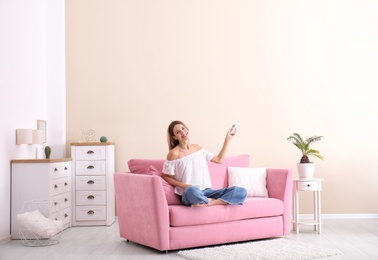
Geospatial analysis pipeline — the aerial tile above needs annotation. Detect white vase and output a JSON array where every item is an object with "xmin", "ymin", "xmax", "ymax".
[{"xmin": 297, "ymin": 163, "xmax": 315, "ymax": 179}]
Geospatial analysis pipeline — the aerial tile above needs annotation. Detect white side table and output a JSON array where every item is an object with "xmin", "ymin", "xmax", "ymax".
[{"xmin": 292, "ymin": 178, "xmax": 323, "ymax": 234}]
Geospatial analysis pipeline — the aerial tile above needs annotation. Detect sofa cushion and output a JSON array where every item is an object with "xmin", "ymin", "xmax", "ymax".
[
  {"xmin": 128, "ymin": 154, "xmax": 250, "ymax": 189},
  {"xmin": 208, "ymin": 154, "xmax": 250, "ymax": 189},
  {"xmin": 128, "ymin": 159, "xmax": 165, "ymax": 174},
  {"xmin": 146, "ymin": 165, "xmax": 181, "ymax": 205},
  {"xmin": 126, "ymin": 155, "xmax": 250, "ymax": 205},
  {"xmin": 168, "ymin": 197, "xmax": 283, "ymax": 227},
  {"xmin": 228, "ymin": 167, "xmax": 268, "ymax": 197}
]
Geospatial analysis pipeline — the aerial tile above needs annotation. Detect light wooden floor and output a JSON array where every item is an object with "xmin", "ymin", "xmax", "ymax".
[{"xmin": 1, "ymin": 218, "xmax": 378, "ymax": 260}]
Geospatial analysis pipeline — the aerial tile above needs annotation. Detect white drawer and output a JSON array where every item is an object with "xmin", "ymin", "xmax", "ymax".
[
  {"xmin": 76, "ymin": 206, "xmax": 106, "ymax": 221},
  {"xmin": 76, "ymin": 190, "xmax": 106, "ymax": 205},
  {"xmin": 75, "ymin": 146, "xmax": 106, "ymax": 161},
  {"xmin": 51, "ymin": 176, "xmax": 71, "ymax": 196},
  {"xmin": 51, "ymin": 192, "xmax": 71, "ymax": 213},
  {"xmin": 297, "ymin": 181, "xmax": 320, "ymax": 191},
  {"xmin": 76, "ymin": 176, "xmax": 106, "ymax": 190},
  {"xmin": 75, "ymin": 161, "xmax": 106, "ymax": 176},
  {"xmin": 51, "ymin": 207, "xmax": 71, "ymax": 227},
  {"xmin": 50, "ymin": 162, "xmax": 71, "ymax": 179},
  {"xmin": 62, "ymin": 207, "xmax": 71, "ymax": 228}
]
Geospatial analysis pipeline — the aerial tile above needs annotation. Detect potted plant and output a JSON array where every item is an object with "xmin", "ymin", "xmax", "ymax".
[{"xmin": 287, "ymin": 133, "xmax": 324, "ymax": 179}]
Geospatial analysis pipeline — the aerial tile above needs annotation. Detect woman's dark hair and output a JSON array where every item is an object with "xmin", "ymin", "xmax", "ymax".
[{"xmin": 167, "ymin": 120, "xmax": 189, "ymax": 150}]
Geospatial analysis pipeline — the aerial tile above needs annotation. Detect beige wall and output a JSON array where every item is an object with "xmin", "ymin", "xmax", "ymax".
[{"xmin": 66, "ymin": 0, "xmax": 378, "ymax": 214}]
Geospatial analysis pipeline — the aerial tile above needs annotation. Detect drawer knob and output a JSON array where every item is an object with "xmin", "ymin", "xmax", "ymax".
[
  {"xmin": 54, "ymin": 168, "xmax": 58, "ymax": 172},
  {"xmin": 87, "ymin": 195, "xmax": 95, "ymax": 199},
  {"xmin": 87, "ymin": 165, "xmax": 94, "ymax": 169},
  {"xmin": 87, "ymin": 210, "xmax": 95, "ymax": 215},
  {"xmin": 64, "ymin": 167, "xmax": 68, "ymax": 170},
  {"xmin": 64, "ymin": 198, "xmax": 68, "ymax": 202},
  {"xmin": 307, "ymin": 184, "xmax": 310, "ymax": 187},
  {"xmin": 54, "ymin": 184, "xmax": 58, "ymax": 189},
  {"xmin": 64, "ymin": 213, "xmax": 68, "ymax": 218},
  {"xmin": 54, "ymin": 202, "xmax": 58, "ymax": 206},
  {"xmin": 87, "ymin": 150, "xmax": 94, "ymax": 154},
  {"xmin": 87, "ymin": 180, "xmax": 95, "ymax": 184},
  {"xmin": 64, "ymin": 182, "xmax": 68, "ymax": 186}
]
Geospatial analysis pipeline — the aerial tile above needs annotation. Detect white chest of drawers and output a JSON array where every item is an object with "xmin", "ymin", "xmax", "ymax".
[
  {"xmin": 71, "ymin": 142, "xmax": 115, "ymax": 226},
  {"xmin": 11, "ymin": 159, "xmax": 72, "ymax": 239}
]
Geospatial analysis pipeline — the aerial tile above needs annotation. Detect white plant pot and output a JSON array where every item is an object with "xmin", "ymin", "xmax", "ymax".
[{"xmin": 297, "ymin": 163, "xmax": 315, "ymax": 179}]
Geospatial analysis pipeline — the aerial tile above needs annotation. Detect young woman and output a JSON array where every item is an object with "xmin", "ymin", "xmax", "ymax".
[{"xmin": 161, "ymin": 120, "xmax": 247, "ymax": 207}]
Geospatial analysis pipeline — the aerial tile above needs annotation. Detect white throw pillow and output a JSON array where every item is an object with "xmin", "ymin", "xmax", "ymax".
[
  {"xmin": 17, "ymin": 209, "xmax": 63, "ymax": 238},
  {"xmin": 228, "ymin": 167, "xmax": 268, "ymax": 197}
]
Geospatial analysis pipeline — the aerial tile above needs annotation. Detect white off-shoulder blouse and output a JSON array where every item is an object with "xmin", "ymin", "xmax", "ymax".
[{"xmin": 162, "ymin": 148, "xmax": 214, "ymax": 196}]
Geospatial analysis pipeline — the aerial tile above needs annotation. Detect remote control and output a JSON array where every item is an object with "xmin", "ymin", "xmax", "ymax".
[{"xmin": 230, "ymin": 124, "xmax": 237, "ymax": 135}]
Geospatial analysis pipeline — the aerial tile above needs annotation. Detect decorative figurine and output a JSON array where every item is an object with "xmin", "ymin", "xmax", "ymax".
[
  {"xmin": 100, "ymin": 136, "xmax": 108, "ymax": 143},
  {"xmin": 45, "ymin": 146, "xmax": 51, "ymax": 159}
]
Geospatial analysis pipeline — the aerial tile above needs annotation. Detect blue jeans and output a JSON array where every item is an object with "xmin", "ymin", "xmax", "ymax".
[{"xmin": 181, "ymin": 186, "xmax": 247, "ymax": 206}]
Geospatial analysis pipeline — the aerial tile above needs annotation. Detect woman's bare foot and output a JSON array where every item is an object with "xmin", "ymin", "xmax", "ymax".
[
  {"xmin": 191, "ymin": 204, "xmax": 206, "ymax": 207},
  {"xmin": 207, "ymin": 199, "xmax": 227, "ymax": 206},
  {"xmin": 191, "ymin": 198, "xmax": 227, "ymax": 207}
]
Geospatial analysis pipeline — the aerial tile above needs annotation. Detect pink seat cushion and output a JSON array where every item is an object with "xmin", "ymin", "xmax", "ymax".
[{"xmin": 168, "ymin": 197, "xmax": 283, "ymax": 227}]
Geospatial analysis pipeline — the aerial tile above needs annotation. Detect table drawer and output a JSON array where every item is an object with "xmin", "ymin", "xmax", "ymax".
[
  {"xmin": 76, "ymin": 191, "xmax": 106, "ymax": 205},
  {"xmin": 297, "ymin": 181, "xmax": 320, "ymax": 191},
  {"xmin": 50, "ymin": 162, "xmax": 71, "ymax": 179},
  {"xmin": 76, "ymin": 176, "xmax": 106, "ymax": 190},
  {"xmin": 51, "ymin": 192, "xmax": 71, "ymax": 213},
  {"xmin": 75, "ymin": 161, "xmax": 106, "ymax": 176},
  {"xmin": 61, "ymin": 207, "xmax": 71, "ymax": 228},
  {"xmin": 51, "ymin": 176, "xmax": 71, "ymax": 196},
  {"xmin": 76, "ymin": 206, "xmax": 106, "ymax": 221},
  {"xmin": 75, "ymin": 146, "xmax": 106, "ymax": 161},
  {"xmin": 51, "ymin": 207, "xmax": 71, "ymax": 227}
]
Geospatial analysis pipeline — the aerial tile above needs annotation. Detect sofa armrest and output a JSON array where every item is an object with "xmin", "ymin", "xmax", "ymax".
[
  {"xmin": 266, "ymin": 169, "xmax": 293, "ymax": 235},
  {"xmin": 114, "ymin": 172, "xmax": 170, "ymax": 251}
]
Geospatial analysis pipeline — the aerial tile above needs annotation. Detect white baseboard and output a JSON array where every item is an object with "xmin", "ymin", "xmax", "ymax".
[
  {"xmin": 299, "ymin": 214, "xmax": 378, "ymax": 219},
  {"xmin": 0, "ymin": 235, "xmax": 11, "ymax": 244}
]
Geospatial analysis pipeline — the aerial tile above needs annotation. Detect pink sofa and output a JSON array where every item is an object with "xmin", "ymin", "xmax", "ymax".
[{"xmin": 114, "ymin": 154, "xmax": 293, "ymax": 251}]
